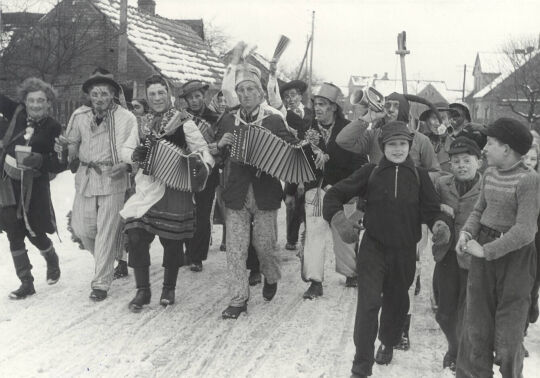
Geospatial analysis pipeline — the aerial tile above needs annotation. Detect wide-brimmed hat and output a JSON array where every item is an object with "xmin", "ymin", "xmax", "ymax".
[
  {"xmin": 449, "ymin": 102, "xmax": 472, "ymax": 122},
  {"xmin": 178, "ymin": 80, "xmax": 209, "ymax": 98},
  {"xmin": 419, "ymin": 107, "xmax": 459, "ymax": 122},
  {"xmin": 313, "ymin": 82, "xmax": 342, "ymax": 104},
  {"xmin": 280, "ymin": 80, "xmax": 307, "ymax": 96},
  {"xmin": 82, "ymin": 68, "xmax": 121, "ymax": 94}
]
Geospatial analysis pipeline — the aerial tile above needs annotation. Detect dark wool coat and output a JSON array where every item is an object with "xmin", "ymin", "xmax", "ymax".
[
  {"xmin": 0, "ymin": 94, "xmax": 66, "ymax": 234},
  {"xmin": 216, "ymin": 107, "xmax": 298, "ymax": 211},
  {"xmin": 323, "ymin": 156, "xmax": 442, "ymax": 248}
]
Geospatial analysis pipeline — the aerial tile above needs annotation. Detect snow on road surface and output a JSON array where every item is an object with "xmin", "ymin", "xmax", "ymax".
[{"xmin": 0, "ymin": 172, "xmax": 539, "ymax": 377}]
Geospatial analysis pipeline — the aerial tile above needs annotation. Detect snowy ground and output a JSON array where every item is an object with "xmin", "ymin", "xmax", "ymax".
[{"xmin": 0, "ymin": 171, "xmax": 539, "ymax": 378}]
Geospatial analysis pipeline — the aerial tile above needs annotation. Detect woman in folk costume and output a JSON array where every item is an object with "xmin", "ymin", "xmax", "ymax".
[
  {"xmin": 215, "ymin": 63, "xmax": 298, "ymax": 319},
  {"xmin": 120, "ymin": 75, "xmax": 214, "ymax": 313},
  {"xmin": 0, "ymin": 78, "xmax": 66, "ymax": 299},
  {"xmin": 284, "ymin": 83, "xmax": 368, "ymax": 299}
]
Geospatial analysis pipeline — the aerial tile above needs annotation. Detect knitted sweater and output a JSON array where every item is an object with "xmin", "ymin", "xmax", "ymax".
[{"xmin": 462, "ymin": 161, "xmax": 539, "ymax": 260}]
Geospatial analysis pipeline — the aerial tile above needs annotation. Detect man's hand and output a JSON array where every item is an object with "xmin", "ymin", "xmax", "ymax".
[
  {"xmin": 331, "ymin": 211, "xmax": 362, "ymax": 244},
  {"xmin": 110, "ymin": 163, "xmax": 129, "ymax": 178},
  {"xmin": 269, "ymin": 59, "xmax": 277, "ymax": 76},
  {"xmin": 432, "ymin": 220, "xmax": 451, "ymax": 245},
  {"xmin": 54, "ymin": 136, "xmax": 69, "ymax": 154},
  {"xmin": 314, "ymin": 151, "xmax": 329, "ymax": 170},
  {"xmin": 441, "ymin": 204, "xmax": 455, "ymax": 218},
  {"xmin": 218, "ymin": 133, "xmax": 234, "ymax": 149},
  {"xmin": 22, "ymin": 152, "xmax": 43, "ymax": 169},
  {"xmin": 132, "ymin": 146, "xmax": 148, "ymax": 163},
  {"xmin": 456, "ymin": 231, "xmax": 471, "ymax": 256},
  {"xmin": 465, "ymin": 240, "xmax": 485, "ymax": 258}
]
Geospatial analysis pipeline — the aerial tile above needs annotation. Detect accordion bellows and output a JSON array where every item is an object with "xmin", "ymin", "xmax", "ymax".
[
  {"xmin": 230, "ymin": 124, "xmax": 317, "ymax": 184},
  {"xmin": 138, "ymin": 137, "xmax": 207, "ymax": 192}
]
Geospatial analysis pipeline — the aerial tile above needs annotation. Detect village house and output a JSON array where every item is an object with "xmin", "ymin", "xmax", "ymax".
[
  {"xmin": 0, "ymin": 0, "xmax": 225, "ymax": 125},
  {"xmin": 467, "ymin": 48, "xmax": 540, "ymax": 125}
]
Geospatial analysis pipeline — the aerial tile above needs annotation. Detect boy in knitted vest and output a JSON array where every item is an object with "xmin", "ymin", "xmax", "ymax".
[
  {"xmin": 323, "ymin": 121, "xmax": 451, "ymax": 378},
  {"xmin": 456, "ymin": 118, "xmax": 539, "ymax": 378}
]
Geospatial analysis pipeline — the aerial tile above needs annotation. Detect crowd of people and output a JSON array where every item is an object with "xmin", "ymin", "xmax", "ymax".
[{"xmin": 0, "ymin": 41, "xmax": 539, "ymax": 378}]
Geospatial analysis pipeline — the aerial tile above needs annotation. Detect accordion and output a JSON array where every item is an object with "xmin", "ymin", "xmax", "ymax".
[
  {"xmin": 230, "ymin": 124, "xmax": 317, "ymax": 184},
  {"xmin": 136, "ymin": 136, "xmax": 207, "ymax": 192}
]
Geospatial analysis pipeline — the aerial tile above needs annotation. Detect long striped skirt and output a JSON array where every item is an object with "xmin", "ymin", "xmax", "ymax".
[{"xmin": 124, "ymin": 187, "xmax": 195, "ymax": 240}]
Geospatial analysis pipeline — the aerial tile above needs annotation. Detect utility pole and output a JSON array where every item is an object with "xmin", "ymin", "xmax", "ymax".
[
  {"xmin": 395, "ymin": 31, "xmax": 410, "ymax": 94},
  {"xmin": 462, "ymin": 64, "xmax": 467, "ymax": 101},
  {"xmin": 307, "ymin": 10, "xmax": 315, "ymax": 108},
  {"xmin": 118, "ymin": 0, "xmax": 128, "ymax": 82}
]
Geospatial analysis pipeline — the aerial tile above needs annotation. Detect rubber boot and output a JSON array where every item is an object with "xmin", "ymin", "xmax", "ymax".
[
  {"xmin": 128, "ymin": 266, "xmax": 151, "ymax": 313},
  {"xmin": 41, "ymin": 247, "xmax": 61, "ymax": 285},
  {"xmin": 160, "ymin": 267, "xmax": 179, "ymax": 306},
  {"xmin": 9, "ymin": 251, "xmax": 36, "ymax": 300}
]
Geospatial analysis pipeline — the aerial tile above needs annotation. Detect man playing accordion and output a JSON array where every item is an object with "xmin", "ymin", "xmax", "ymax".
[
  {"xmin": 216, "ymin": 63, "xmax": 298, "ymax": 319},
  {"xmin": 120, "ymin": 75, "xmax": 214, "ymax": 313}
]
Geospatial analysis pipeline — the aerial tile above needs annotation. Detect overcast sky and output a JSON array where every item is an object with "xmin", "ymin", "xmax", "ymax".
[{"xmin": 3, "ymin": 0, "xmax": 540, "ymax": 92}]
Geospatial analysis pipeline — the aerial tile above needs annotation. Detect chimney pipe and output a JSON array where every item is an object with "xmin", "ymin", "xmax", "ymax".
[{"xmin": 138, "ymin": 0, "xmax": 156, "ymax": 16}]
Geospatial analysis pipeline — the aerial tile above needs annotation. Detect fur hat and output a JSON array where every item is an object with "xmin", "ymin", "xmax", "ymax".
[{"xmin": 483, "ymin": 117, "xmax": 532, "ymax": 156}]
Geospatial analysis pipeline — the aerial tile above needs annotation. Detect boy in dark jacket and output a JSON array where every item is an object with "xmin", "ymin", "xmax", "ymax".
[
  {"xmin": 456, "ymin": 118, "xmax": 539, "ymax": 378},
  {"xmin": 432, "ymin": 136, "xmax": 483, "ymax": 372},
  {"xmin": 323, "ymin": 121, "xmax": 451, "ymax": 377}
]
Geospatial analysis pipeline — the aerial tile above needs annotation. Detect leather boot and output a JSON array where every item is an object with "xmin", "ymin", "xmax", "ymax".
[
  {"xmin": 9, "ymin": 251, "xmax": 36, "ymax": 300},
  {"xmin": 160, "ymin": 267, "xmax": 179, "ymax": 306},
  {"xmin": 128, "ymin": 266, "xmax": 151, "ymax": 313},
  {"xmin": 41, "ymin": 247, "xmax": 61, "ymax": 285}
]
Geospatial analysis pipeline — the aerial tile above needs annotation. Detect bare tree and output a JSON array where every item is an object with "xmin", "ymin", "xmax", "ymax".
[
  {"xmin": 204, "ymin": 21, "xmax": 231, "ymax": 57},
  {"xmin": 1, "ymin": 0, "xmax": 119, "ymax": 84},
  {"xmin": 499, "ymin": 36, "xmax": 540, "ymax": 124}
]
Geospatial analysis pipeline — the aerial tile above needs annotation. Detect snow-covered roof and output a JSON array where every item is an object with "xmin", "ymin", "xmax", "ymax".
[
  {"xmin": 90, "ymin": 0, "xmax": 225, "ymax": 85},
  {"xmin": 473, "ymin": 49, "xmax": 540, "ymax": 99},
  {"xmin": 475, "ymin": 52, "xmax": 513, "ymax": 75}
]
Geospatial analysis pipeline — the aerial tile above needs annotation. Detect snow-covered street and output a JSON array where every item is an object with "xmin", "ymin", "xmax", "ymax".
[{"xmin": 0, "ymin": 171, "xmax": 539, "ymax": 377}]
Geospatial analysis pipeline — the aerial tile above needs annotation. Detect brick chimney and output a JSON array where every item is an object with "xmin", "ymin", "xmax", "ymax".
[{"xmin": 138, "ymin": 0, "xmax": 156, "ymax": 16}]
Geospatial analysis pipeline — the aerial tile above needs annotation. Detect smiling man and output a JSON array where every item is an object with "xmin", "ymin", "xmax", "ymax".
[
  {"xmin": 216, "ymin": 63, "xmax": 298, "ymax": 319},
  {"xmin": 61, "ymin": 68, "xmax": 137, "ymax": 302}
]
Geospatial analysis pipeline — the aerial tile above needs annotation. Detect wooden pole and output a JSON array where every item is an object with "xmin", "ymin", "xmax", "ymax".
[
  {"xmin": 395, "ymin": 31, "xmax": 410, "ymax": 95},
  {"xmin": 462, "ymin": 64, "xmax": 467, "ymax": 101},
  {"xmin": 118, "ymin": 0, "xmax": 128, "ymax": 81},
  {"xmin": 296, "ymin": 35, "xmax": 312, "ymax": 80},
  {"xmin": 307, "ymin": 10, "xmax": 315, "ymax": 109}
]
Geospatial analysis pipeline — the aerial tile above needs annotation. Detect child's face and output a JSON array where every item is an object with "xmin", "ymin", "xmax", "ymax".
[
  {"xmin": 450, "ymin": 153, "xmax": 479, "ymax": 181},
  {"xmin": 384, "ymin": 139, "xmax": 410, "ymax": 164},
  {"xmin": 483, "ymin": 136, "xmax": 507, "ymax": 167},
  {"xmin": 523, "ymin": 148, "xmax": 538, "ymax": 170}
]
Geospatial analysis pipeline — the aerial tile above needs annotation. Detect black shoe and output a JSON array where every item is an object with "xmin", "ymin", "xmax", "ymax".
[
  {"xmin": 443, "ymin": 352, "xmax": 456, "ymax": 372},
  {"xmin": 128, "ymin": 288, "xmax": 151, "ymax": 312},
  {"xmin": 303, "ymin": 281, "xmax": 323, "ymax": 299},
  {"xmin": 9, "ymin": 281, "xmax": 36, "ymax": 300},
  {"xmin": 190, "ymin": 262, "xmax": 203, "ymax": 272},
  {"xmin": 220, "ymin": 243, "xmax": 226, "ymax": 252},
  {"xmin": 42, "ymin": 248, "xmax": 61, "ymax": 285},
  {"xmin": 374, "ymin": 344, "xmax": 393, "ymax": 365},
  {"xmin": 249, "ymin": 271, "xmax": 262, "ymax": 286},
  {"xmin": 113, "ymin": 260, "xmax": 128, "ymax": 280},
  {"xmin": 345, "ymin": 276, "xmax": 358, "ymax": 287},
  {"xmin": 285, "ymin": 242, "xmax": 297, "ymax": 250},
  {"xmin": 222, "ymin": 303, "xmax": 247, "ymax": 319},
  {"xmin": 89, "ymin": 289, "xmax": 107, "ymax": 302},
  {"xmin": 262, "ymin": 279, "xmax": 277, "ymax": 301},
  {"xmin": 414, "ymin": 275, "xmax": 421, "ymax": 296},
  {"xmin": 160, "ymin": 287, "xmax": 175, "ymax": 306},
  {"xmin": 350, "ymin": 374, "xmax": 367, "ymax": 378}
]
